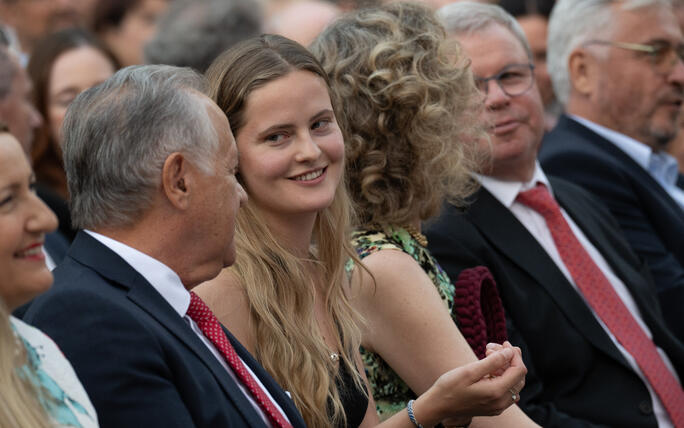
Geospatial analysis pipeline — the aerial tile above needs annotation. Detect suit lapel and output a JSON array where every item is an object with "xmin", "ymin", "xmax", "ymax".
[
  {"xmin": 69, "ymin": 232, "xmax": 269, "ymax": 427},
  {"xmin": 225, "ymin": 328, "xmax": 306, "ymax": 428},
  {"xmin": 559, "ymin": 116, "xmax": 684, "ymax": 221},
  {"xmin": 467, "ymin": 189, "xmax": 629, "ymax": 367}
]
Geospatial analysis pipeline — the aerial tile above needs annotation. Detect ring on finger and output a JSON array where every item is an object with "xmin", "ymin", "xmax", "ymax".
[{"xmin": 509, "ymin": 388, "xmax": 518, "ymax": 402}]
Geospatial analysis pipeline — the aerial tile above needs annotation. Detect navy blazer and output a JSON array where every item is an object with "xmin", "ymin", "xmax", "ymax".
[
  {"xmin": 23, "ymin": 231, "xmax": 307, "ymax": 428},
  {"xmin": 426, "ymin": 177, "xmax": 684, "ymax": 428},
  {"xmin": 540, "ymin": 115, "xmax": 684, "ymax": 341}
]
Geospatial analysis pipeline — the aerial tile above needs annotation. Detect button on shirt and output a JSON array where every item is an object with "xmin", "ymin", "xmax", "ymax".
[
  {"xmin": 84, "ymin": 230, "xmax": 289, "ymax": 428},
  {"xmin": 571, "ymin": 115, "xmax": 684, "ymax": 211},
  {"xmin": 476, "ymin": 164, "xmax": 679, "ymax": 428}
]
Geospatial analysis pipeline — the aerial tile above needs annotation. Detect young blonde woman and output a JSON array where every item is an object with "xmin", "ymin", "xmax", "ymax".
[
  {"xmin": 0, "ymin": 129, "xmax": 98, "ymax": 428},
  {"xmin": 309, "ymin": 3, "xmax": 540, "ymax": 427},
  {"xmin": 195, "ymin": 32, "xmax": 527, "ymax": 428}
]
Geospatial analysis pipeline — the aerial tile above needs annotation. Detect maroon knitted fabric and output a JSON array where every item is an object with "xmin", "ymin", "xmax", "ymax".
[{"xmin": 453, "ymin": 266, "xmax": 508, "ymax": 359}]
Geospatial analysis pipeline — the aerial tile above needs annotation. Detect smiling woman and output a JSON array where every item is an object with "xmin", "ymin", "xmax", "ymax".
[
  {"xmin": 195, "ymin": 32, "xmax": 530, "ymax": 428},
  {"xmin": 0, "ymin": 131, "xmax": 99, "ymax": 428},
  {"xmin": 0, "ymin": 133, "xmax": 56, "ymax": 308},
  {"xmin": 28, "ymin": 28, "xmax": 118, "ymax": 203}
]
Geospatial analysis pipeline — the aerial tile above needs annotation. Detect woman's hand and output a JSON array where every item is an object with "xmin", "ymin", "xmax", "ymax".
[
  {"xmin": 485, "ymin": 341, "xmax": 525, "ymax": 396},
  {"xmin": 412, "ymin": 346, "xmax": 527, "ymax": 427}
]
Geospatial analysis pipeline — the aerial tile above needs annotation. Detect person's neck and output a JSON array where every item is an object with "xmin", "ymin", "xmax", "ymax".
[
  {"xmin": 260, "ymin": 209, "xmax": 318, "ymax": 258},
  {"xmin": 486, "ymin": 162, "xmax": 535, "ymax": 183}
]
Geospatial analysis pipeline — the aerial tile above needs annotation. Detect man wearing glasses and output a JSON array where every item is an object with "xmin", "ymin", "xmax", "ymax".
[
  {"xmin": 541, "ymin": 0, "xmax": 684, "ymax": 344},
  {"xmin": 429, "ymin": 2, "xmax": 684, "ymax": 427}
]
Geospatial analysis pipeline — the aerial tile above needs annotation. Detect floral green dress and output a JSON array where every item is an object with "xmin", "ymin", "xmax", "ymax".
[{"xmin": 348, "ymin": 226, "xmax": 456, "ymax": 420}]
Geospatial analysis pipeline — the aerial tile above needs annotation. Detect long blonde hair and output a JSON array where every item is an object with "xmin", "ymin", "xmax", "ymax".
[
  {"xmin": 0, "ymin": 302, "xmax": 52, "ymax": 428},
  {"xmin": 206, "ymin": 35, "xmax": 365, "ymax": 428}
]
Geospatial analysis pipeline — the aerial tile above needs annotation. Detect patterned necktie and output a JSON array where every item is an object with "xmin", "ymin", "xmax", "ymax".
[
  {"xmin": 186, "ymin": 291, "xmax": 293, "ymax": 428},
  {"xmin": 517, "ymin": 184, "xmax": 684, "ymax": 426}
]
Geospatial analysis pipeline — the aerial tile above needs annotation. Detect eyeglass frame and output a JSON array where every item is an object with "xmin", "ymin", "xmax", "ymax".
[
  {"xmin": 583, "ymin": 39, "xmax": 684, "ymax": 74},
  {"xmin": 474, "ymin": 63, "xmax": 536, "ymax": 98}
]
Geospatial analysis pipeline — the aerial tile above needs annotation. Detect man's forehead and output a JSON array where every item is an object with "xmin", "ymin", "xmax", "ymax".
[{"xmin": 609, "ymin": 3, "xmax": 681, "ymax": 40}]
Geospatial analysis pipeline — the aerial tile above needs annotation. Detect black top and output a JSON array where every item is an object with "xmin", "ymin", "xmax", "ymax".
[{"xmin": 335, "ymin": 362, "xmax": 368, "ymax": 428}]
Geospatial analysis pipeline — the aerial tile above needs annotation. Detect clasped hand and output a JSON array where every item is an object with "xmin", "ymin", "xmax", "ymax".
[{"xmin": 415, "ymin": 341, "xmax": 526, "ymax": 428}]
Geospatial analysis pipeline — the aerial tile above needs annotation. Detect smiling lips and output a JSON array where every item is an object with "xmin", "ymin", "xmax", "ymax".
[
  {"xmin": 15, "ymin": 242, "xmax": 45, "ymax": 261},
  {"xmin": 290, "ymin": 167, "xmax": 326, "ymax": 182}
]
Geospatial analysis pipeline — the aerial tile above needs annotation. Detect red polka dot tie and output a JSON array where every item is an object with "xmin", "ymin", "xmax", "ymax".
[
  {"xmin": 186, "ymin": 291, "xmax": 293, "ymax": 428},
  {"xmin": 517, "ymin": 184, "xmax": 684, "ymax": 427}
]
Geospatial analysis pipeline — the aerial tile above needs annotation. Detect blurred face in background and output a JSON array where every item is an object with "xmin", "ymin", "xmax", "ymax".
[
  {"xmin": 0, "ymin": 133, "xmax": 57, "ymax": 310},
  {"xmin": 0, "ymin": 0, "xmax": 84, "ymax": 52},
  {"xmin": 517, "ymin": 14, "xmax": 554, "ymax": 109},
  {"xmin": 580, "ymin": 4, "xmax": 684, "ymax": 149},
  {"xmin": 100, "ymin": 0, "xmax": 169, "ymax": 66},
  {"xmin": 0, "ymin": 56, "xmax": 42, "ymax": 155},
  {"xmin": 47, "ymin": 46, "xmax": 116, "ymax": 146}
]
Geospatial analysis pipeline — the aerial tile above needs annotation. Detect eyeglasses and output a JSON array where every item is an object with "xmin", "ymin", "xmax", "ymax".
[
  {"xmin": 584, "ymin": 39, "xmax": 684, "ymax": 74},
  {"xmin": 474, "ymin": 63, "xmax": 535, "ymax": 98}
]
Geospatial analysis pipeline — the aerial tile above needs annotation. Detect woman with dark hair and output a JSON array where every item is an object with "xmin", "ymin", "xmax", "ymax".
[
  {"xmin": 27, "ymin": 28, "xmax": 117, "ymax": 243},
  {"xmin": 196, "ymin": 30, "xmax": 528, "ymax": 427},
  {"xmin": 93, "ymin": 0, "xmax": 168, "ymax": 67}
]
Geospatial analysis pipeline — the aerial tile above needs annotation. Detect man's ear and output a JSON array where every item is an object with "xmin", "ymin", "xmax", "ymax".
[
  {"xmin": 568, "ymin": 48, "xmax": 597, "ymax": 97},
  {"xmin": 161, "ymin": 152, "xmax": 191, "ymax": 210}
]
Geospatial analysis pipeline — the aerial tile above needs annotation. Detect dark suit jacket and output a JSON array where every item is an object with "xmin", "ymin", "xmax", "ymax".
[
  {"xmin": 426, "ymin": 177, "xmax": 684, "ymax": 428},
  {"xmin": 540, "ymin": 115, "xmax": 684, "ymax": 341},
  {"xmin": 23, "ymin": 232, "xmax": 306, "ymax": 428}
]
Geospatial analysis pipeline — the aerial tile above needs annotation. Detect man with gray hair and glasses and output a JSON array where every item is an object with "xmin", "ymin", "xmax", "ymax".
[
  {"xmin": 22, "ymin": 65, "xmax": 306, "ymax": 428},
  {"xmin": 428, "ymin": 2, "xmax": 684, "ymax": 427},
  {"xmin": 540, "ymin": 0, "xmax": 684, "ymax": 342}
]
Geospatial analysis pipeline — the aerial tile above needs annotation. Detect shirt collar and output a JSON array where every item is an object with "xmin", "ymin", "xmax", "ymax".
[
  {"xmin": 569, "ymin": 115, "xmax": 681, "ymax": 186},
  {"xmin": 475, "ymin": 161, "xmax": 552, "ymax": 208},
  {"xmin": 84, "ymin": 230, "xmax": 190, "ymax": 317}
]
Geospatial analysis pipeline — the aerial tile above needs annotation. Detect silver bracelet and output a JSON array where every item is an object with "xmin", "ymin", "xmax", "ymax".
[{"xmin": 407, "ymin": 399, "xmax": 424, "ymax": 428}]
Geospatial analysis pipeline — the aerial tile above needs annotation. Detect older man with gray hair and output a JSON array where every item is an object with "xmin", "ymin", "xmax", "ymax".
[
  {"xmin": 428, "ymin": 2, "xmax": 684, "ymax": 427},
  {"xmin": 22, "ymin": 65, "xmax": 306, "ymax": 428},
  {"xmin": 539, "ymin": 0, "xmax": 684, "ymax": 342}
]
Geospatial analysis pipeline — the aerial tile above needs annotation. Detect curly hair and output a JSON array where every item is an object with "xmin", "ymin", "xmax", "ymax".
[{"xmin": 310, "ymin": 2, "xmax": 485, "ymax": 227}]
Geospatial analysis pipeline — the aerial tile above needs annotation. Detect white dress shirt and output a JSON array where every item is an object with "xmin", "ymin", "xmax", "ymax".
[
  {"xmin": 476, "ymin": 164, "xmax": 679, "ymax": 428},
  {"xmin": 570, "ymin": 115, "xmax": 684, "ymax": 210},
  {"xmin": 84, "ymin": 230, "xmax": 289, "ymax": 428}
]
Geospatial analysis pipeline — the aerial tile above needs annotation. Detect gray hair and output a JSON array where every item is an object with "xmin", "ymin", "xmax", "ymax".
[
  {"xmin": 144, "ymin": 0, "xmax": 263, "ymax": 73},
  {"xmin": 62, "ymin": 64, "xmax": 218, "ymax": 230},
  {"xmin": 548, "ymin": 0, "xmax": 673, "ymax": 106},
  {"xmin": 0, "ymin": 46, "xmax": 17, "ymax": 99},
  {"xmin": 437, "ymin": 1, "xmax": 532, "ymax": 61}
]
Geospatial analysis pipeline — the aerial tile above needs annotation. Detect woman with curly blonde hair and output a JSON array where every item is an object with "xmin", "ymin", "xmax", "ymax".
[
  {"xmin": 311, "ymin": 2, "xmax": 539, "ymax": 426},
  {"xmin": 196, "ymin": 31, "xmax": 529, "ymax": 427}
]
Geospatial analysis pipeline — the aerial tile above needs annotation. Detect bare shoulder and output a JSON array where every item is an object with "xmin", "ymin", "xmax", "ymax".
[
  {"xmin": 351, "ymin": 248, "xmax": 438, "ymax": 310},
  {"xmin": 360, "ymin": 249, "xmax": 430, "ymax": 289}
]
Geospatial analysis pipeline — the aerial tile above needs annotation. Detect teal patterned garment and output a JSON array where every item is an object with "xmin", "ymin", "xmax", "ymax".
[
  {"xmin": 11, "ymin": 316, "xmax": 99, "ymax": 428},
  {"xmin": 349, "ymin": 226, "xmax": 456, "ymax": 420}
]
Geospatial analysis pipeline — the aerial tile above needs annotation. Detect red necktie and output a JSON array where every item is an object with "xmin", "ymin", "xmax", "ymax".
[
  {"xmin": 186, "ymin": 291, "xmax": 293, "ymax": 428},
  {"xmin": 517, "ymin": 184, "xmax": 684, "ymax": 426}
]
